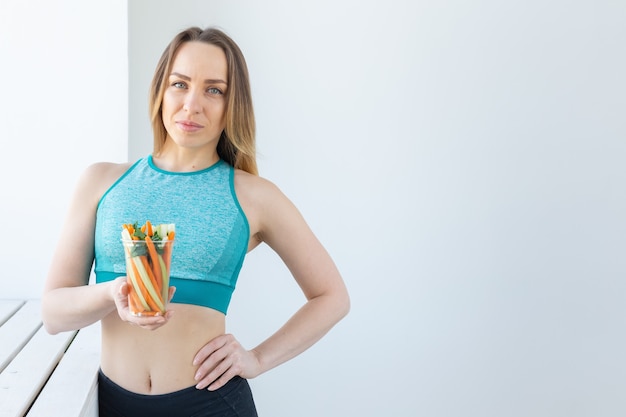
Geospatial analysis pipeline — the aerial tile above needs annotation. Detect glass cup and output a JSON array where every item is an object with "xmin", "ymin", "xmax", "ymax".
[{"xmin": 122, "ymin": 238, "xmax": 174, "ymax": 316}]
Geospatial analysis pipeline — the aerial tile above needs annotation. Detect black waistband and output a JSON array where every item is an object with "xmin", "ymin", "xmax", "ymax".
[{"xmin": 97, "ymin": 369, "xmax": 257, "ymax": 417}]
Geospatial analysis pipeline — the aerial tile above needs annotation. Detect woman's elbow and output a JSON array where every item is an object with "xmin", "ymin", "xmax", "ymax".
[
  {"xmin": 41, "ymin": 295, "xmax": 62, "ymax": 335},
  {"xmin": 42, "ymin": 320, "xmax": 61, "ymax": 335},
  {"xmin": 41, "ymin": 312, "xmax": 60, "ymax": 335},
  {"xmin": 333, "ymin": 286, "xmax": 351, "ymax": 321}
]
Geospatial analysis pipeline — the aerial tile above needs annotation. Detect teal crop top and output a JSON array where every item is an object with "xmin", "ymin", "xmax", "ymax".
[{"xmin": 94, "ymin": 156, "xmax": 249, "ymax": 314}]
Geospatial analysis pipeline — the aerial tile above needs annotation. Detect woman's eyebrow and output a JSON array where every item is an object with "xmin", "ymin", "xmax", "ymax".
[
  {"xmin": 170, "ymin": 72, "xmax": 191, "ymax": 80},
  {"xmin": 170, "ymin": 72, "xmax": 227, "ymax": 85}
]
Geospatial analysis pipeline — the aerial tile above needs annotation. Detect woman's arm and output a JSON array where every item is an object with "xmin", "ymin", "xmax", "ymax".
[
  {"xmin": 42, "ymin": 163, "xmax": 124, "ymax": 334},
  {"xmin": 249, "ymin": 180, "xmax": 350, "ymax": 371},
  {"xmin": 193, "ymin": 175, "xmax": 350, "ymax": 390},
  {"xmin": 42, "ymin": 162, "xmax": 172, "ymax": 334}
]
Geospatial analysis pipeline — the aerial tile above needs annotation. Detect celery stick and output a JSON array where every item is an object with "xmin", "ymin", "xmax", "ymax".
[
  {"xmin": 122, "ymin": 230, "xmax": 151, "ymax": 312},
  {"xmin": 132, "ymin": 256, "xmax": 165, "ymax": 312},
  {"xmin": 158, "ymin": 255, "xmax": 169, "ymax": 302},
  {"xmin": 127, "ymin": 260, "xmax": 150, "ymax": 311}
]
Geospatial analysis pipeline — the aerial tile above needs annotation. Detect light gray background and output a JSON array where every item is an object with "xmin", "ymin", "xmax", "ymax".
[
  {"xmin": 2, "ymin": 0, "xmax": 626, "ymax": 416},
  {"xmin": 0, "ymin": 1, "xmax": 128, "ymax": 294}
]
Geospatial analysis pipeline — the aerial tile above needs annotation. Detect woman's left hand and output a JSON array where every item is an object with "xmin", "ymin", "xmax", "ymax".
[{"xmin": 193, "ymin": 333, "xmax": 263, "ymax": 391}]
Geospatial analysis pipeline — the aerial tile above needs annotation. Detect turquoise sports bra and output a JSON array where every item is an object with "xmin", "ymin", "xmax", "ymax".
[{"xmin": 94, "ymin": 156, "xmax": 249, "ymax": 315}]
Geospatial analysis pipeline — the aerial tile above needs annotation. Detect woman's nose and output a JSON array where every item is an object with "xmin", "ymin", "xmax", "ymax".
[{"xmin": 183, "ymin": 91, "xmax": 202, "ymax": 114}]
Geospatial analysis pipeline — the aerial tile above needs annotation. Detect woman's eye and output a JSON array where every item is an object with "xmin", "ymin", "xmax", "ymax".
[
  {"xmin": 207, "ymin": 87, "xmax": 223, "ymax": 95},
  {"xmin": 172, "ymin": 81, "xmax": 186, "ymax": 88}
]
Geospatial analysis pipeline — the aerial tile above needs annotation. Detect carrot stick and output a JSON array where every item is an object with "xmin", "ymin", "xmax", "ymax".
[
  {"xmin": 141, "ymin": 256, "xmax": 162, "ymax": 298},
  {"xmin": 146, "ymin": 220, "xmax": 153, "ymax": 237},
  {"xmin": 129, "ymin": 254, "xmax": 152, "ymax": 311},
  {"xmin": 122, "ymin": 229, "xmax": 151, "ymax": 312},
  {"xmin": 136, "ymin": 256, "xmax": 164, "ymax": 311},
  {"xmin": 130, "ymin": 258, "xmax": 163, "ymax": 315},
  {"xmin": 128, "ymin": 287, "xmax": 141, "ymax": 312},
  {"xmin": 126, "ymin": 269, "xmax": 144, "ymax": 311},
  {"xmin": 162, "ymin": 237, "xmax": 173, "ymax": 270},
  {"xmin": 144, "ymin": 236, "xmax": 163, "ymax": 289}
]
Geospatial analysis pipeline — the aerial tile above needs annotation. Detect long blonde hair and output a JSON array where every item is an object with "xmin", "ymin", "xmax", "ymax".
[{"xmin": 149, "ymin": 27, "xmax": 258, "ymax": 175}]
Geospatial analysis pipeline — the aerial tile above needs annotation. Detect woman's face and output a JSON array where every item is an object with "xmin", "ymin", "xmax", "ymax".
[{"xmin": 161, "ymin": 41, "xmax": 228, "ymax": 152}]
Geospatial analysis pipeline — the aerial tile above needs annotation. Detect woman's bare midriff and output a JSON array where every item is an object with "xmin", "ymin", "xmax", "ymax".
[{"xmin": 99, "ymin": 303, "xmax": 225, "ymax": 395}]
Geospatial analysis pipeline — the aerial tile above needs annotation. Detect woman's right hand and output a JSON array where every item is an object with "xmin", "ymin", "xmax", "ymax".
[{"xmin": 111, "ymin": 277, "xmax": 176, "ymax": 331}]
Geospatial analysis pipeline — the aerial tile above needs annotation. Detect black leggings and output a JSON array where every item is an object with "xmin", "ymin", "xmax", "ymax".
[{"xmin": 98, "ymin": 369, "xmax": 258, "ymax": 417}]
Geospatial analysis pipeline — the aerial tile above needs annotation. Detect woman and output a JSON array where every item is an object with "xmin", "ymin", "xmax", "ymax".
[{"xmin": 42, "ymin": 26, "xmax": 350, "ymax": 417}]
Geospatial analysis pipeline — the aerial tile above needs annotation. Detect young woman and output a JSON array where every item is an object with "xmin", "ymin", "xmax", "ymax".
[{"xmin": 42, "ymin": 26, "xmax": 350, "ymax": 417}]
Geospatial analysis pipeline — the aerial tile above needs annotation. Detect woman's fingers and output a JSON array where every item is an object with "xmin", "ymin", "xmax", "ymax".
[
  {"xmin": 193, "ymin": 334, "xmax": 262, "ymax": 391},
  {"xmin": 113, "ymin": 277, "xmax": 173, "ymax": 330}
]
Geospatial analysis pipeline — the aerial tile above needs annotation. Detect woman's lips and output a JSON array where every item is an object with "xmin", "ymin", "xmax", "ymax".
[{"xmin": 176, "ymin": 120, "xmax": 204, "ymax": 132}]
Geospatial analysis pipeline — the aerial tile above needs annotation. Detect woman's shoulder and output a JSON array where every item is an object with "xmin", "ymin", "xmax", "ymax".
[
  {"xmin": 233, "ymin": 168, "xmax": 302, "ymax": 219},
  {"xmin": 75, "ymin": 161, "xmax": 135, "ymax": 202},
  {"xmin": 233, "ymin": 169, "xmax": 302, "ymax": 245},
  {"xmin": 233, "ymin": 169, "xmax": 284, "ymax": 201},
  {"xmin": 82, "ymin": 161, "xmax": 134, "ymax": 184}
]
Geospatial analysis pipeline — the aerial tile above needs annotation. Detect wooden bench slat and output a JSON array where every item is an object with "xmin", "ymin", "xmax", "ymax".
[
  {"xmin": 27, "ymin": 323, "xmax": 101, "ymax": 417},
  {"xmin": 0, "ymin": 300, "xmax": 24, "ymax": 326},
  {"xmin": 80, "ymin": 391, "xmax": 99, "ymax": 417},
  {"xmin": 0, "ymin": 300, "xmax": 44, "ymax": 373},
  {"xmin": 0, "ymin": 327, "xmax": 77, "ymax": 417}
]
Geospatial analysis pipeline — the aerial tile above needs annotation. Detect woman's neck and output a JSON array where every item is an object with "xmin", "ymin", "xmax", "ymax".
[{"xmin": 152, "ymin": 143, "xmax": 220, "ymax": 172}]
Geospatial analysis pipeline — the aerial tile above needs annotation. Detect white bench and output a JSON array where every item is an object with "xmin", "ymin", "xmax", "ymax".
[{"xmin": 0, "ymin": 299, "xmax": 100, "ymax": 417}]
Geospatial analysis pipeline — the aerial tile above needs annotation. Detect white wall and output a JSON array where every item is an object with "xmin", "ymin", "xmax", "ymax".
[
  {"xmin": 129, "ymin": 1, "xmax": 626, "ymax": 416},
  {"xmin": 0, "ymin": 0, "xmax": 128, "ymax": 297},
  {"xmin": 2, "ymin": 0, "xmax": 625, "ymax": 416}
]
